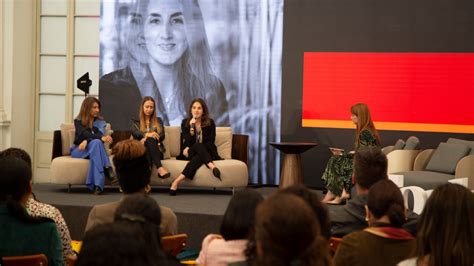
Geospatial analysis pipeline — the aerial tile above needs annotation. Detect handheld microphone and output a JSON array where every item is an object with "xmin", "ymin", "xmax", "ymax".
[{"xmin": 190, "ymin": 116, "xmax": 196, "ymax": 135}]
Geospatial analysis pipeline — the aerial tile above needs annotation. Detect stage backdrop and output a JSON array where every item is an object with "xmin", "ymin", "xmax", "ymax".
[
  {"xmin": 99, "ymin": 0, "xmax": 283, "ymax": 184},
  {"xmin": 282, "ymin": 0, "xmax": 474, "ymax": 188}
]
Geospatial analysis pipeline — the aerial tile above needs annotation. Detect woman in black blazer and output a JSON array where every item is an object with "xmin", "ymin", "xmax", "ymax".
[
  {"xmin": 130, "ymin": 96, "xmax": 170, "ymax": 179},
  {"xmin": 170, "ymin": 98, "xmax": 222, "ymax": 195}
]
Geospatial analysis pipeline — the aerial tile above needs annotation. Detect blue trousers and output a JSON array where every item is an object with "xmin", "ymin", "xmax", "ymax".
[{"xmin": 70, "ymin": 139, "xmax": 111, "ymax": 191}]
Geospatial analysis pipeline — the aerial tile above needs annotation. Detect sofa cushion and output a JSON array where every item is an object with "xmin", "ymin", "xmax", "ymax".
[
  {"xmin": 425, "ymin": 142, "xmax": 470, "ymax": 174},
  {"xmin": 403, "ymin": 136, "xmax": 420, "ymax": 150},
  {"xmin": 162, "ymin": 132, "xmax": 171, "ymax": 159},
  {"xmin": 60, "ymin": 124, "xmax": 75, "ymax": 155},
  {"xmin": 447, "ymin": 138, "xmax": 474, "ymax": 155},
  {"xmin": 396, "ymin": 171, "xmax": 454, "ymax": 190},
  {"xmin": 216, "ymin": 127, "xmax": 232, "ymax": 159},
  {"xmin": 50, "ymin": 156, "xmax": 89, "ymax": 184},
  {"xmin": 393, "ymin": 139, "xmax": 406, "ymax": 150},
  {"xmin": 165, "ymin": 126, "xmax": 181, "ymax": 157}
]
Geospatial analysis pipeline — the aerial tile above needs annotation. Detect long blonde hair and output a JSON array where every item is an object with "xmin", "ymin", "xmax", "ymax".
[
  {"xmin": 351, "ymin": 103, "xmax": 380, "ymax": 148},
  {"xmin": 76, "ymin": 97, "xmax": 101, "ymax": 128},
  {"xmin": 139, "ymin": 96, "xmax": 160, "ymax": 134}
]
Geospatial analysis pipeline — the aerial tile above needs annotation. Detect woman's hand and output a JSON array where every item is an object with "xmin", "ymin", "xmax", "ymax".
[
  {"xmin": 101, "ymin": 135, "xmax": 113, "ymax": 144},
  {"xmin": 330, "ymin": 148, "xmax": 344, "ymax": 156},
  {"xmin": 79, "ymin": 140, "xmax": 87, "ymax": 151},
  {"xmin": 183, "ymin": 147, "xmax": 190, "ymax": 158},
  {"xmin": 145, "ymin": 132, "xmax": 159, "ymax": 140},
  {"xmin": 140, "ymin": 138, "xmax": 146, "ymax": 144}
]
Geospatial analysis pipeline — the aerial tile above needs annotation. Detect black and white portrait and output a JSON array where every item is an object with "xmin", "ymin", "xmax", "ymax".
[{"xmin": 99, "ymin": 0, "xmax": 283, "ymax": 184}]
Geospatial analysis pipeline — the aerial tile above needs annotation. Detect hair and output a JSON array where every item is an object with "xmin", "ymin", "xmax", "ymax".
[
  {"xmin": 0, "ymin": 148, "xmax": 32, "ymax": 168},
  {"xmin": 76, "ymin": 223, "xmax": 157, "ymax": 266},
  {"xmin": 76, "ymin": 97, "xmax": 102, "ymax": 128},
  {"xmin": 220, "ymin": 189, "xmax": 264, "ymax": 241},
  {"xmin": 112, "ymin": 139, "xmax": 151, "ymax": 193},
  {"xmin": 280, "ymin": 185, "xmax": 331, "ymax": 239},
  {"xmin": 367, "ymin": 180, "xmax": 405, "ymax": 227},
  {"xmin": 186, "ymin": 98, "xmax": 211, "ymax": 127},
  {"xmin": 413, "ymin": 183, "xmax": 474, "ymax": 266},
  {"xmin": 351, "ymin": 103, "xmax": 380, "ymax": 148},
  {"xmin": 139, "ymin": 96, "xmax": 161, "ymax": 134},
  {"xmin": 0, "ymin": 156, "xmax": 51, "ymax": 224},
  {"xmin": 253, "ymin": 193, "xmax": 332, "ymax": 266},
  {"xmin": 353, "ymin": 146, "xmax": 388, "ymax": 190}
]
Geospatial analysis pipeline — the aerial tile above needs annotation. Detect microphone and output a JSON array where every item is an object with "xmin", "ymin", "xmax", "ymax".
[{"xmin": 190, "ymin": 116, "xmax": 196, "ymax": 135}]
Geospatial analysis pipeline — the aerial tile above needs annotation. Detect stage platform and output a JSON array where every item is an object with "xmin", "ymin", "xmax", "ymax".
[{"xmin": 32, "ymin": 184, "xmax": 323, "ymax": 249}]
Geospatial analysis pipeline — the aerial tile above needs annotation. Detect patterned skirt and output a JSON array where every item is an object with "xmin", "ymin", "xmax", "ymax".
[{"xmin": 321, "ymin": 153, "xmax": 354, "ymax": 196}]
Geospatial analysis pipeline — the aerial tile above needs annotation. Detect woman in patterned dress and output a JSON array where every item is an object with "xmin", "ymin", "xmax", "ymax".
[{"xmin": 321, "ymin": 103, "xmax": 381, "ymax": 204}]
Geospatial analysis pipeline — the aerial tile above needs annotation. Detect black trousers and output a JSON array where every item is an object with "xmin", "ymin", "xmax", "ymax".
[
  {"xmin": 182, "ymin": 143, "xmax": 212, "ymax": 180},
  {"xmin": 144, "ymin": 138, "xmax": 164, "ymax": 168}
]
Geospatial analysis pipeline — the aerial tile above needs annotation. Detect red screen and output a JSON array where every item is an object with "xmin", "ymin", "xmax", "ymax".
[{"xmin": 302, "ymin": 52, "xmax": 474, "ymax": 133}]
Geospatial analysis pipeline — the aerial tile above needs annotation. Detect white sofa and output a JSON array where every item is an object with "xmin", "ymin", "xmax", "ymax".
[{"xmin": 51, "ymin": 124, "xmax": 249, "ymax": 193}]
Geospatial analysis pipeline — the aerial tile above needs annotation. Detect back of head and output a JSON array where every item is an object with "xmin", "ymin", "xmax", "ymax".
[
  {"xmin": 367, "ymin": 180, "xmax": 405, "ymax": 227},
  {"xmin": 112, "ymin": 139, "xmax": 151, "ymax": 193},
  {"xmin": 77, "ymin": 223, "xmax": 156, "ymax": 266},
  {"xmin": 220, "ymin": 189, "xmax": 264, "ymax": 240},
  {"xmin": 415, "ymin": 183, "xmax": 474, "ymax": 266},
  {"xmin": 0, "ymin": 148, "xmax": 32, "ymax": 168},
  {"xmin": 114, "ymin": 194, "xmax": 164, "ymax": 254},
  {"xmin": 353, "ymin": 146, "xmax": 388, "ymax": 190},
  {"xmin": 0, "ymin": 156, "xmax": 32, "ymax": 202},
  {"xmin": 254, "ymin": 193, "xmax": 331, "ymax": 266},
  {"xmin": 280, "ymin": 185, "xmax": 331, "ymax": 239}
]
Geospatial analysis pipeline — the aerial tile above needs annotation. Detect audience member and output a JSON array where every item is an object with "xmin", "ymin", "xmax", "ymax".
[
  {"xmin": 251, "ymin": 193, "xmax": 332, "ymax": 266},
  {"xmin": 328, "ymin": 146, "xmax": 418, "ymax": 236},
  {"xmin": 114, "ymin": 194, "xmax": 180, "ymax": 265},
  {"xmin": 0, "ymin": 156, "xmax": 64, "ymax": 266},
  {"xmin": 280, "ymin": 185, "xmax": 331, "ymax": 239},
  {"xmin": 76, "ymin": 223, "xmax": 156, "ymax": 266},
  {"xmin": 0, "ymin": 148, "xmax": 74, "ymax": 261},
  {"xmin": 334, "ymin": 180, "xmax": 415, "ymax": 266},
  {"xmin": 196, "ymin": 189, "xmax": 263, "ymax": 266},
  {"xmin": 85, "ymin": 139, "xmax": 177, "ymax": 235},
  {"xmin": 398, "ymin": 183, "xmax": 474, "ymax": 266}
]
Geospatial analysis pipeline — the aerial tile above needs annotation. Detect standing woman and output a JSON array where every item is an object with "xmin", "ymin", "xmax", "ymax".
[
  {"xmin": 71, "ymin": 97, "xmax": 115, "ymax": 195},
  {"xmin": 170, "ymin": 98, "xmax": 221, "ymax": 196},
  {"xmin": 322, "ymin": 103, "xmax": 380, "ymax": 204},
  {"xmin": 131, "ymin": 96, "xmax": 170, "ymax": 179}
]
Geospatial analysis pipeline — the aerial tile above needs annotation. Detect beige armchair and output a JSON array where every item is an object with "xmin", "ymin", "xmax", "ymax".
[{"xmin": 384, "ymin": 146, "xmax": 422, "ymax": 174}]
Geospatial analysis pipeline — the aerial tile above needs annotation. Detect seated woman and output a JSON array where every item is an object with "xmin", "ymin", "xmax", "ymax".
[
  {"xmin": 322, "ymin": 103, "xmax": 380, "ymax": 204},
  {"xmin": 398, "ymin": 183, "xmax": 474, "ymax": 266},
  {"xmin": 71, "ymin": 97, "xmax": 115, "ymax": 195},
  {"xmin": 170, "ymin": 98, "xmax": 222, "ymax": 196},
  {"xmin": 334, "ymin": 180, "xmax": 415, "ymax": 266},
  {"xmin": 196, "ymin": 189, "xmax": 264, "ymax": 266},
  {"xmin": 131, "ymin": 96, "xmax": 170, "ymax": 178},
  {"xmin": 0, "ymin": 156, "xmax": 64, "ymax": 266}
]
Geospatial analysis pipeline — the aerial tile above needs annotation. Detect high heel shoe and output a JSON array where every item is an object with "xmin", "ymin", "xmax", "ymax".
[
  {"xmin": 212, "ymin": 168, "xmax": 221, "ymax": 181},
  {"xmin": 169, "ymin": 189, "xmax": 177, "ymax": 196},
  {"xmin": 158, "ymin": 172, "xmax": 171, "ymax": 179},
  {"xmin": 93, "ymin": 186, "xmax": 102, "ymax": 195},
  {"xmin": 104, "ymin": 167, "xmax": 116, "ymax": 180}
]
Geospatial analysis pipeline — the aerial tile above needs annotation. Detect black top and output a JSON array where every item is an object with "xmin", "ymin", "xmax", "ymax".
[
  {"xmin": 73, "ymin": 119, "xmax": 104, "ymax": 145},
  {"xmin": 177, "ymin": 118, "xmax": 221, "ymax": 161},
  {"xmin": 130, "ymin": 117, "xmax": 166, "ymax": 142}
]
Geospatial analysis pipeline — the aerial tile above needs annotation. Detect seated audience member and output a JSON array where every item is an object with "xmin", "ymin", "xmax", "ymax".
[
  {"xmin": 196, "ymin": 189, "xmax": 264, "ymax": 266},
  {"xmin": 76, "ymin": 223, "xmax": 157, "ymax": 266},
  {"xmin": 328, "ymin": 147, "xmax": 418, "ymax": 237},
  {"xmin": 0, "ymin": 148, "xmax": 74, "ymax": 261},
  {"xmin": 0, "ymin": 156, "xmax": 64, "ymax": 266},
  {"xmin": 398, "ymin": 183, "xmax": 474, "ymax": 266},
  {"xmin": 114, "ymin": 194, "xmax": 180, "ymax": 265},
  {"xmin": 334, "ymin": 180, "xmax": 415, "ymax": 266},
  {"xmin": 251, "ymin": 193, "xmax": 332, "ymax": 266},
  {"xmin": 280, "ymin": 185, "xmax": 331, "ymax": 239},
  {"xmin": 85, "ymin": 139, "xmax": 177, "ymax": 235}
]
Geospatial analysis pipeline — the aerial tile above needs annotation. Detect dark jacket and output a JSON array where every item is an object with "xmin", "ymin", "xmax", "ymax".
[
  {"xmin": 177, "ymin": 118, "xmax": 221, "ymax": 161},
  {"xmin": 73, "ymin": 119, "xmax": 104, "ymax": 145},
  {"xmin": 130, "ymin": 118, "xmax": 165, "ymax": 142},
  {"xmin": 328, "ymin": 194, "xmax": 419, "ymax": 237}
]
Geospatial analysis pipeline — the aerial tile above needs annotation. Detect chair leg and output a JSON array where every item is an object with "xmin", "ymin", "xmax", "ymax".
[
  {"xmin": 68, "ymin": 184, "xmax": 71, "ymax": 193},
  {"xmin": 232, "ymin": 187, "xmax": 235, "ymax": 195}
]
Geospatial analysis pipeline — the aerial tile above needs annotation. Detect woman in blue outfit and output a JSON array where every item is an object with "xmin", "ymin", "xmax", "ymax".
[
  {"xmin": 71, "ymin": 97, "xmax": 115, "ymax": 195},
  {"xmin": 321, "ymin": 103, "xmax": 380, "ymax": 204},
  {"xmin": 170, "ymin": 98, "xmax": 222, "ymax": 196}
]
